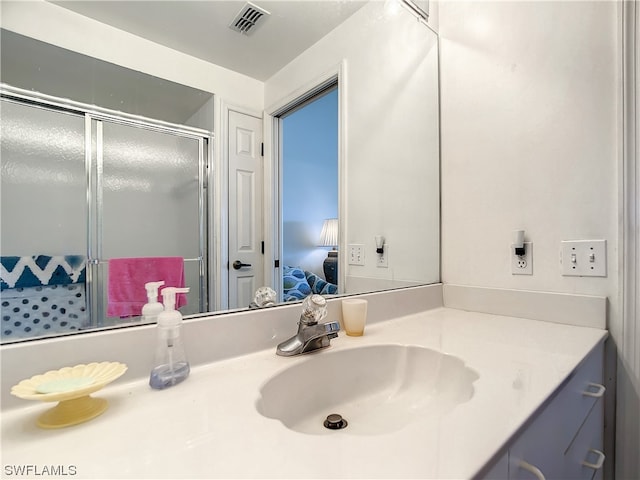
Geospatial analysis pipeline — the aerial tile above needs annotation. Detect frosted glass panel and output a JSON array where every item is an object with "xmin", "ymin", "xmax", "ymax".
[
  {"xmin": 0, "ymin": 100, "xmax": 86, "ymax": 255},
  {"xmin": 1, "ymin": 100, "xmax": 89, "ymax": 341},
  {"xmin": 101, "ymin": 122, "xmax": 201, "ymax": 258}
]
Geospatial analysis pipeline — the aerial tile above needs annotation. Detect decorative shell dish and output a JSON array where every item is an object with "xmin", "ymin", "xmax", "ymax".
[{"xmin": 11, "ymin": 362, "xmax": 127, "ymax": 429}]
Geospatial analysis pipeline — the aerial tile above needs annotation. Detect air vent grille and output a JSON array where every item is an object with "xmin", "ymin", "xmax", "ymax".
[{"xmin": 229, "ymin": 2, "xmax": 270, "ymax": 35}]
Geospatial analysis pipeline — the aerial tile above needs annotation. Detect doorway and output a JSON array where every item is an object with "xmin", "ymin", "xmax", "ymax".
[{"xmin": 278, "ymin": 83, "xmax": 339, "ymax": 300}]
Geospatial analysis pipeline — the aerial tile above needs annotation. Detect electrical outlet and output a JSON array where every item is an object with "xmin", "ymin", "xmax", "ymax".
[
  {"xmin": 511, "ymin": 242, "xmax": 533, "ymax": 275},
  {"xmin": 348, "ymin": 244, "xmax": 365, "ymax": 265},
  {"xmin": 376, "ymin": 245, "xmax": 389, "ymax": 268}
]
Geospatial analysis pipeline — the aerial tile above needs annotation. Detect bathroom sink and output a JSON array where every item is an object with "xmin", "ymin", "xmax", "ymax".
[{"xmin": 255, "ymin": 344, "xmax": 479, "ymax": 435}]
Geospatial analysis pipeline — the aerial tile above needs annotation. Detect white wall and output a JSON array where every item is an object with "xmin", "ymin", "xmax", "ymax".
[
  {"xmin": 440, "ymin": 0, "xmax": 618, "ymax": 303},
  {"xmin": 438, "ymin": 0, "xmax": 626, "ymax": 476},
  {"xmin": 265, "ymin": 1, "xmax": 440, "ymax": 293},
  {"xmin": 186, "ymin": 96, "xmax": 215, "ymax": 132}
]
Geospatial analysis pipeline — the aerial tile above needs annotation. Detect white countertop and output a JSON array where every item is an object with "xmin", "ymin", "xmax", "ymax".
[{"xmin": 1, "ymin": 307, "xmax": 607, "ymax": 479}]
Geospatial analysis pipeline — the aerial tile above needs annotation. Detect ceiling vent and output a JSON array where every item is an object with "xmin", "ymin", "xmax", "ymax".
[{"xmin": 229, "ymin": 2, "xmax": 271, "ymax": 36}]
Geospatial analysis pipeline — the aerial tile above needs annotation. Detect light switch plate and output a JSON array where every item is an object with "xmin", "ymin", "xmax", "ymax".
[
  {"xmin": 348, "ymin": 244, "xmax": 365, "ymax": 265},
  {"xmin": 560, "ymin": 240, "xmax": 606, "ymax": 277}
]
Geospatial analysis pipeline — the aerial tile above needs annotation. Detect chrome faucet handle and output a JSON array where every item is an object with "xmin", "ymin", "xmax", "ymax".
[
  {"xmin": 250, "ymin": 286, "xmax": 277, "ymax": 308},
  {"xmin": 300, "ymin": 294, "xmax": 327, "ymax": 325},
  {"xmin": 323, "ymin": 320, "xmax": 340, "ymax": 336}
]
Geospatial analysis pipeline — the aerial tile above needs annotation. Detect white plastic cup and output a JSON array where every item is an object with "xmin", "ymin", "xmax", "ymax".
[{"xmin": 341, "ymin": 298, "xmax": 368, "ymax": 336}]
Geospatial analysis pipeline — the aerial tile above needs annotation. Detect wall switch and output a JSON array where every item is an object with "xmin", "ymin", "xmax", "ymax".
[
  {"xmin": 511, "ymin": 242, "xmax": 532, "ymax": 275},
  {"xmin": 348, "ymin": 244, "xmax": 365, "ymax": 265},
  {"xmin": 560, "ymin": 240, "xmax": 606, "ymax": 277},
  {"xmin": 376, "ymin": 245, "xmax": 389, "ymax": 268}
]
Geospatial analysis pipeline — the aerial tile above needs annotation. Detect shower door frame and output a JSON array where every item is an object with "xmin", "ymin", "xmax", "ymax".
[{"xmin": 0, "ymin": 84, "xmax": 213, "ymax": 329}]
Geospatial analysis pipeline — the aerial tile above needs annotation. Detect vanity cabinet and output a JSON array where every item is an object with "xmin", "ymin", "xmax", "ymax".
[{"xmin": 481, "ymin": 342, "xmax": 605, "ymax": 480}]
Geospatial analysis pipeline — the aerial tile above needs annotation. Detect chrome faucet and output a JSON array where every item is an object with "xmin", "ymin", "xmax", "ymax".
[{"xmin": 276, "ymin": 294, "xmax": 340, "ymax": 356}]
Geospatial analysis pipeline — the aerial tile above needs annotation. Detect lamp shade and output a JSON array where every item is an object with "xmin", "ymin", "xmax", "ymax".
[{"xmin": 319, "ymin": 218, "xmax": 338, "ymax": 247}]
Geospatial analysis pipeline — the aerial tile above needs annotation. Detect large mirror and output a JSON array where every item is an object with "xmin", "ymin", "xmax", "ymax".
[{"xmin": 0, "ymin": 0, "xmax": 439, "ymax": 343}]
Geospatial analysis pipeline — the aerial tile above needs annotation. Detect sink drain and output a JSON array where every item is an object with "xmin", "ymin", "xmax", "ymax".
[{"xmin": 324, "ymin": 413, "xmax": 348, "ymax": 430}]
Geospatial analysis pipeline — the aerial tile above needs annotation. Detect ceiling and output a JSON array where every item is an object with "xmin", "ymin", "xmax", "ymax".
[{"xmin": 49, "ymin": 1, "xmax": 368, "ymax": 81}]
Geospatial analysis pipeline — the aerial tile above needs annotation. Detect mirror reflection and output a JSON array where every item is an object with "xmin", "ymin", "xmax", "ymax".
[
  {"xmin": 0, "ymin": 0, "xmax": 440, "ymax": 343},
  {"xmin": 281, "ymin": 86, "xmax": 339, "ymax": 301}
]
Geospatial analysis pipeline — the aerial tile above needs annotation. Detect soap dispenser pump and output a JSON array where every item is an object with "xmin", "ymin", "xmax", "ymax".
[
  {"xmin": 141, "ymin": 281, "xmax": 165, "ymax": 322},
  {"xmin": 149, "ymin": 287, "xmax": 190, "ymax": 390}
]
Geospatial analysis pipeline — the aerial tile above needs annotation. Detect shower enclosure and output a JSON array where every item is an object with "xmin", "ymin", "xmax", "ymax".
[{"xmin": 0, "ymin": 86, "xmax": 210, "ymax": 342}]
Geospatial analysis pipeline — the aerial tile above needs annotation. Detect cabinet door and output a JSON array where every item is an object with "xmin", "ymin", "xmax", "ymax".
[
  {"xmin": 507, "ymin": 343, "xmax": 605, "ymax": 480},
  {"xmin": 563, "ymin": 398, "xmax": 605, "ymax": 479},
  {"xmin": 508, "ymin": 404, "xmax": 564, "ymax": 479},
  {"xmin": 552, "ymin": 344, "xmax": 604, "ymax": 452}
]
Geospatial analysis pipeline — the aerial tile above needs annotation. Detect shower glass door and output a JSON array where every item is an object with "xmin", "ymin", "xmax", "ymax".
[
  {"xmin": 1, "ymin": 99, "xmax": 88, "ymax": 340},
  {"xmin": 91, "ymin": 118, "xmax": 207, "ymax": 325},
  {"xmin": 1, "ymin": 90, "xmax": 210, "ymax": 342}
]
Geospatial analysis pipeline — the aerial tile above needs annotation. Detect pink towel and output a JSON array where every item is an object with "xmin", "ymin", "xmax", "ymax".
[{"xmin": 107, "ymin": 257, "xmax": 187, "ymax": 318}]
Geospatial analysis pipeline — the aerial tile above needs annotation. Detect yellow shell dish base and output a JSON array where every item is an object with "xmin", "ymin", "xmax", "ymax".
[{"xmin": 37, "ymin": 395, "xmax": 108, "ymax": 429}]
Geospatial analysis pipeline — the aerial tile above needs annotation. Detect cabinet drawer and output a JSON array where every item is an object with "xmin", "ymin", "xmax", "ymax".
[
  {"xmin": 563, "ymin": 398, "xmax": 604, "ymax": 480},
  {"xmin": 552, "ymin": 343, "xmax": 604, "ymax": 452}
]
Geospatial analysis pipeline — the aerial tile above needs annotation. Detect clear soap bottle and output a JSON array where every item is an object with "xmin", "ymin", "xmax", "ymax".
[{"xmin": 149, "ymin": 287, "xmax": 190, "ymax": 390}]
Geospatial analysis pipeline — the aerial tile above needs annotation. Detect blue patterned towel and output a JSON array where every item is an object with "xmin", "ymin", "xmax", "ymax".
[{"xmin": 0, "ymin": 255, "xmax": 86, "ymax": 291}]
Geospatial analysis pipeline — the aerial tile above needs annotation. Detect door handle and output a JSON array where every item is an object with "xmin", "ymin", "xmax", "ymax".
[{"xmin": 233, "ymin": 260, "xmax": 252, "ymax": 270}]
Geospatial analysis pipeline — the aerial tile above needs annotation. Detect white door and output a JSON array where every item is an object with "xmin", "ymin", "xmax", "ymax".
[{"xmin": 228, "ymin": 110, "xmax": 264, "ymax": 309}]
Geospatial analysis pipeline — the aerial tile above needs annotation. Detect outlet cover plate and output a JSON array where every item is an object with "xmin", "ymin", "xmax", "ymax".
[
  {"xmin": 560, "ymin": 240, "xmax": 606, "ymax": 277},
  {"xmin": 376, "ymin": 245, "xmax": 389, "ymax": 268},
  {"xmin": 511, "ymin": 242, "xmax": 532, "ymax": 275}
]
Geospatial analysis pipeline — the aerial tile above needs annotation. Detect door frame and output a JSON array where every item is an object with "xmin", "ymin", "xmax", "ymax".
[
  {"xmin": 264, "ymin": 61, "xmax": 347, "ymax": 299},
  {"xmin": 620, "ymin": 2, "xmax": 640, "ymax": 478}
]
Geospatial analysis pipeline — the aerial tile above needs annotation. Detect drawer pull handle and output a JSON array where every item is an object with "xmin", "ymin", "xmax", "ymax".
[
  {"xmin": 582, "ymin": 382, "xmax": 606, "ymax": 398},
  {"xmin": 582, "ymin": 449, "xmax": 606, "ymax": 470},
  {"xmin": 519, "ymin": 460, "xmax": 546, "ymax": 480}
]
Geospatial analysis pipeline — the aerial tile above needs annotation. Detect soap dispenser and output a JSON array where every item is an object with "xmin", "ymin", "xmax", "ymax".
[
  {"xmin": 141, "ymin": 281, "xmax": 165, "ymax": 322},
  {"xmin": 149, "ymin": 287, "xmax": 190, "ymax": 390}
]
